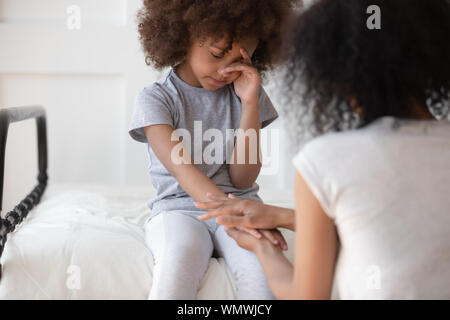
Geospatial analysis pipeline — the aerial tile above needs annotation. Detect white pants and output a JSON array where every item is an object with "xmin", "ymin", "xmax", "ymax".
[{"xmin": 144, "ymin": 210, "xmax": 276, "ymax": 300}]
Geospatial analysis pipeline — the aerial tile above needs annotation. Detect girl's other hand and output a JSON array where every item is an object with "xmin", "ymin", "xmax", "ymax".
[
  {"xmin": 259, "ymin": 228, "xmax": 288, "ymax": 251},
  {"xmin": 224, "ymin": 226, "xmax": 286, "ymax": 253},
  {"xmin": 197, "ymin": 192, "xmax": 263, "ymax": 240},
  {"xmin": 195, "ymin": 192, "xmax": 287, "ymax": 249},
  {"xmin": 195, "ymin": 192, "xmax": 278, "ymax": 230},
  {"xmin": 232, "ymin": 226, "xmax": 288, "ymax": 251}
]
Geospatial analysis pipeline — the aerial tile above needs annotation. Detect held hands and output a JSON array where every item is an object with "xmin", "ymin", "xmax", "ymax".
[
  {"xmin": 219, "ymin": 48, "xmax": 261, "ymax": 106},
  {"xmin": 196, "ymin": 193, "xmax": 279, "ymax": 229},
  {"xmin": 223, "ymin": 226, "xmax": 281, "ymax": 254},
  {"xmin": 195, "ymin": 192, "xmax": 288, "ymax": 252}
]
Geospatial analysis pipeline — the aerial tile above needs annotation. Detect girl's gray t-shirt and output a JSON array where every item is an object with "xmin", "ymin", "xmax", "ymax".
[{"xmin": 128, "ymin": 67, "xmax": 279, "ymax": 221}]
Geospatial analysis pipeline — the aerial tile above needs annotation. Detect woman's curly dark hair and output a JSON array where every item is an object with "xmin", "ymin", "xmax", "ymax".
[
  {"xmin": 136, "ymin": 0, "xmax": 301, "ymax": 80},
  {"xmin": 279, "ymin": 0, "xmax": 450, "ymax": 145}
]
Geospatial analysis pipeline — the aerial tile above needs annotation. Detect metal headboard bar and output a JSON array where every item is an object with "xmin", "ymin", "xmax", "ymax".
[{"xmin": 0, "ymin": 106, "xmax": 48, "ymax": 280}]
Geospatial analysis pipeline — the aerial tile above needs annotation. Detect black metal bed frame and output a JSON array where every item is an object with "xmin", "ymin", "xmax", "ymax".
[{"xmin": 0, "ymin": 106, "xmax": 48, "ymax": 280}]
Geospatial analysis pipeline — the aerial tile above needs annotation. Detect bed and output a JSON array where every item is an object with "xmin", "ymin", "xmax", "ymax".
[{"xmin": 0, "ymin": 105, "xmax": 296, "ymax": 299}]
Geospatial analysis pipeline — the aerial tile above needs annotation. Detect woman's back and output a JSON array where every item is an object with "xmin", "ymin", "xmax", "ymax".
[{"xmin": 293, "ymin": 116, "xmax": 450, "ymax": 299}]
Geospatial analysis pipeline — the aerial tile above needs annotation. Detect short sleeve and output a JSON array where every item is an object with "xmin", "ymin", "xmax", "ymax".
[
  {"xmin": 258, "ymin": 86, "xmax": 279, "ymax": 129},
  {"xmin": 291, "ymin": 143, "xmax": 334, "ymax": 220},
  {"xmin": 128, "ymin": 86, "xmax": 176, "ymax": 143}
]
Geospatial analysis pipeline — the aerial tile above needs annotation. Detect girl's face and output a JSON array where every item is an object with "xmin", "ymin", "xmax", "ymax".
[{"xmin": 177, "ymin": 36, "xmax": 259, "ymax": 91}]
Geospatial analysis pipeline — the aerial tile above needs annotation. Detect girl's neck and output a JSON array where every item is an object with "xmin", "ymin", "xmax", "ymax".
[{"xmin": 174, "ymin": 62, "xmax": 202, "ymax": 88}]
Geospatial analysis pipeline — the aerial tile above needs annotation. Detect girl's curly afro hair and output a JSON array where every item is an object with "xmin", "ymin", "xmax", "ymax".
[
  {"xmin": 136, "ymin": 0, "xmax": 301, "ymax": 79},
  {"xmin": 278, "ymin": 0, "xmax": 450, "ymax": 146}
]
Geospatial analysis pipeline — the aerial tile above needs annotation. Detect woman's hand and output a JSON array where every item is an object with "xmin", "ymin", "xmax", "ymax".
[
  {"xmin": 195, "ymin": 192, "xmax": 288, "ymax": 250},
  {"xmin": 196, "ymin": 192, "xmax": 280, "ymax": 229},
  {"xmin": 257, "ymin": 228, "xmax": 288, "ymax": 251},
  {"xmin": 224, "ymin": 226, "xmax": 284, "ymax": 254},
  {"xmin": 231, "ymin": 226, "xmax": 288, "ymax": 251},
  {"xmin": 219, "ymin": 48, "xmax": 261, "ymax": 105}
]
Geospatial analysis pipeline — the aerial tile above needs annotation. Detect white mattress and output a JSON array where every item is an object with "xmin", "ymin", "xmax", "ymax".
[{"xmin": 0, "ymin": 183, "xmax": 295, "ymax": 299}]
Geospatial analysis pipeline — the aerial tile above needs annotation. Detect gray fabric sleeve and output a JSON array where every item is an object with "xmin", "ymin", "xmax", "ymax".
[
  {"xmin": 258, "ymin": 86, "xmax": 279, "ymax": 129},
  {"xmin": 128, "ymin": 86, "xmax": 175, "ymax": 143}
]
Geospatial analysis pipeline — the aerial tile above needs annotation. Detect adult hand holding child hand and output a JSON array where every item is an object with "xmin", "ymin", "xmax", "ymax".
[{"xmin": 195, "ymin": 192, "xmax": 288, "ymax": 252}]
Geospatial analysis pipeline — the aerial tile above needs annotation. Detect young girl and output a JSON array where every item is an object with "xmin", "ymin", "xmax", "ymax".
[
  {"xmin": 196, "ymin": 0, "xmax": 450, "ymax": 299},
  {"xmin": 128, "ymin": 0, "xmax": 299, "ymax": 299}
]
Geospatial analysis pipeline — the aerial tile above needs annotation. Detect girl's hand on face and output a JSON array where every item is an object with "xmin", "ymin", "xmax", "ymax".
[{"xmin": 219, "ymin": 48, "xmax": 261, "ymax": 106}]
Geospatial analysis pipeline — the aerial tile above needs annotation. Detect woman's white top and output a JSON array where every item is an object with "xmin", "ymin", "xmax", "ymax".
[{"xmin": 292, "ymin": 116, "xmax": 450, "ymax": 299}]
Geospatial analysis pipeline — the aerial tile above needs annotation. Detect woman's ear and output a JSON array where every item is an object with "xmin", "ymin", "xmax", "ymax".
[
  {"xmin": 354, "ymin": 107, "xmax": 363, "ymax": 118},
  {"xmin": 348, "ymin": 97, "xmax": 363, "ymax": 118}
]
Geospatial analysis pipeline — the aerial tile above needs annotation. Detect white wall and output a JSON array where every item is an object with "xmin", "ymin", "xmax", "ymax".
[{"xmin": 0, "ymin": 0, "xmax": 297, "ymax": 217}]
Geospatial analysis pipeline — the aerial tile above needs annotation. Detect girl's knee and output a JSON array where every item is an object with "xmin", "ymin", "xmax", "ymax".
[{"xmin": 165, "ymin": 241, "xmax": 211, "ymax": 263}]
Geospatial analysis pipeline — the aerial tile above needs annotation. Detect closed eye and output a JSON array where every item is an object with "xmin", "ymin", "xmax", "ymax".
[
  {"xmin": 211, "ymin": 52, "xmax": 246, "ymax": 63},
  {"xmin": 211, "ymin": 52, "xmax": 224, "ymax": 59}
]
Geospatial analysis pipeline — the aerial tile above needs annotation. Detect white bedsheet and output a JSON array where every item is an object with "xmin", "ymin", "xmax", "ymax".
[{"xmin": 0, "ymin": 183, "xmax": 295, "ymax": 299}]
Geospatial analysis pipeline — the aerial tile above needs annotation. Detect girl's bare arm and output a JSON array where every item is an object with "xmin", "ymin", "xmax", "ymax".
[
  {"xmin": 144, "ymin": 124, "xmax": 227, "ymax": 202},
  {"xmin": 224, "ymin": 48, "xmax": 263, "ymax": 190},
  {"xmin": 229, "ymin": 102, "xmax": 262, "ymax": 189}
]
